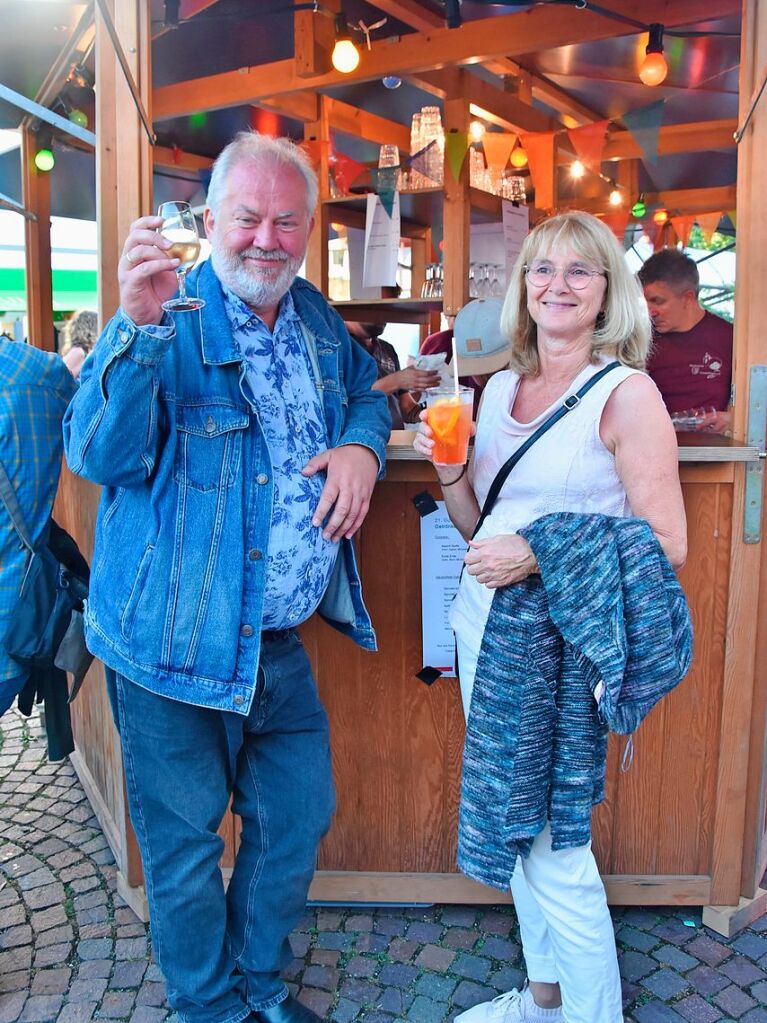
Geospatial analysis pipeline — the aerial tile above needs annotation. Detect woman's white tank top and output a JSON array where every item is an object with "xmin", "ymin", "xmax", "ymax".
[{"xmin": 449, "ymin": 360, "xmax": 643, "ymax": 644}]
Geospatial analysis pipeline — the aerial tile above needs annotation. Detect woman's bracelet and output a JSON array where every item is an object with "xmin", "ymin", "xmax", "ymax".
[{"xmin": 438, "ymin": 465, "xmax": 467, "ymax": 487}]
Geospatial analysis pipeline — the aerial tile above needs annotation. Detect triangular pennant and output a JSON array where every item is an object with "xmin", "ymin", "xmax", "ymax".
[
  {"xmin": 727, "ymin": 208, "xmax": 737, "ymax": 229},
  {"xmin": 333, "ymin": 152, "xmax": 367, "ymax": 194},
  {"xmin": 407, "ymin": 139, "xmax": 437, "ymax": 181},
  {"xmin": 482, "ymin": 132, "xmax": 516, "ymax": 174},
  {"xmin": 601, "ymin": 210, "xmax": 630, "ymax": 244},
  {"xmin": 566, "ymin": 120, "xmax": 609, "ymax": 172},
  {"xmin": 519, "ymin": 132, "xmax": 556, "ymax": 201},
  {"xmin": 445, "ymin": 130, "xmax": 470, "ymax": 184},
  {"xmin": 696, "ymin": 211, "xmax": 722, "ymax": 244},
  {"xmin": 370, "ymin": 166, "xmax": 399, "ymax": 217},
  {"xmin": 619, "ymin": 101, "xmax": 665, "ymax": 165},
  {"xmin": 642, "ymin": 219, "xmax": 661, "ymax": 247},
  {"xmin": 669, "ymin": 214, "xmax": 695, "ymax": 248},
  {"xmin": 301, "ymin": 137, "xmax": 330, "ymax": 173}
]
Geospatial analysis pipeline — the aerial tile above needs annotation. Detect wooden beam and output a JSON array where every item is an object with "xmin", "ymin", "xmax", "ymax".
[
  {"xmin": 153, "ymin": 146, "xmax": 212, "ymax": 171},
  {"xmin": 370, "ymin": 0, "xmax": 442, "ymax": 30},
  {"xmin": 442, "ymin": 95, "xmax": 470, "ymax": 316},
  {"xmin": 153, "ymin": 0, "xmax": 740, "ymax": 120},
  {"xmin": 602, "ymin": 119, "xmax": 737, "ymax": 161},
  {"xmin": 411, "ymin": 68, "xmax": 556, "ymax": 134},
  {"xmin": 326, "ymin": 97, "xmax": 410, "ymax": 152},
  {"xmin": 21, "ymin": 127, "xmax": 54, "ymax": 351},
  {"xmin": 258, "ymin": 91, "xmax": 319, "ymax": 123},
  {"xmin": 294, "ymin": 0, "xmax": 339, "ymax": 78},
  {"xmin": 568, "ymin": 185, "xmax": 736, "ymax": 217}
]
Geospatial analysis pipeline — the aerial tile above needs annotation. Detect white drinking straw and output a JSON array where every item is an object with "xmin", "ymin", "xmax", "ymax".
[{"xmin": 451, "ymin": 332, "xmax": 459, "ymax": 398}]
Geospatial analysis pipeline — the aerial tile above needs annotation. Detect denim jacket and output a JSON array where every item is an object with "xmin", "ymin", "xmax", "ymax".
[{"xmin": 63, "ymin": 262, "xmax": 390, "ymax": 713}]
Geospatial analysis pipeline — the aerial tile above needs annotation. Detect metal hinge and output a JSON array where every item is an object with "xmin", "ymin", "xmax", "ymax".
[{"xmin": 744, "ymin": 366, "xmax": 767, "ymax": 543}]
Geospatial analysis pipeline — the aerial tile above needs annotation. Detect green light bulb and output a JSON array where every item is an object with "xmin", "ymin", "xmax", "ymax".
[
  {"xmin": 631, "ymin": 200, "xmax": 647, "ymax": 218},
  {"xmin": 69, "ymin": 109, "xmax": 88, "ymax": 128},
  {"xmin": 34, "ymin": 148, "xmax": 55, "ymax": 172}
]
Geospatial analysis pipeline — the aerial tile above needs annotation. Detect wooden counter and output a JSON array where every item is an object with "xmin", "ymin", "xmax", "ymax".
[{"xmin": 63, "ymin": 432, "xmax": 763, "ymax": 919}]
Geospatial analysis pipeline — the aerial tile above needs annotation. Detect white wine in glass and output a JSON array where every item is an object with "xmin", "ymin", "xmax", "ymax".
[{"xmin": 158, "ymin": 201, "xmax": 205, "ymax": 312}]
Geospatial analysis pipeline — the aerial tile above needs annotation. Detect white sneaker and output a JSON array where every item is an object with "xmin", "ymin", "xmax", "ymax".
[{"xmin": 455, "ymin": 987, "xmax": 564, "ymax": 1022}]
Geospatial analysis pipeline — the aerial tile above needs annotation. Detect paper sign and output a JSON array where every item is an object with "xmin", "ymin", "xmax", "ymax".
[
  {"xmin": 502, "ymin": 200, "xmax": 529, "ymax": 280},
  {"xmin": 363, "ymin": 192, "xmax": 401, "ymax": 288},
  {"xmin": 420, "ymin": 501, "xmax": 466, "ymax": 677}
]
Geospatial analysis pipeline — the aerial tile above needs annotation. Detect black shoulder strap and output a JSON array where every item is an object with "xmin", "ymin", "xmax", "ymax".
[{"xmin": 470, "ymin": 361, "xmax": 622, "ymax": 541}]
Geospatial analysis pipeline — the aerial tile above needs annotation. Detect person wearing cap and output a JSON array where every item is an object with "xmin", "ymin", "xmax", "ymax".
[
  {"xmin": 420, "ymin": 299, "xmax": 510, "ymax": 416},
  {"xmin": 415, "ymin": 211, "xmax": 686, "ymax": 1023},
  {"xmin": 345, "ymin": 321, "xmax": 439, "ymax": 429}
]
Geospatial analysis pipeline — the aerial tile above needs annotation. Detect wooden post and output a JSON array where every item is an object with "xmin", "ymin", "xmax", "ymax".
[
  {"xmin": 21, "ymin": 127, "xmax": 54, "ymax": 351},
  {"xmin": 63, "ymin": 0, "xmax": 155, "ymax": 916},
  {"xmin": 442, "ymin": 96, "xmax": 470, "ymax": 317},
  {"xmin": 304, "ymin": 95, "xmax": 331, "ymax": 292},
  {"xmin": 728, "ymin": 0, "xmax": 767, "ymax": 908}
]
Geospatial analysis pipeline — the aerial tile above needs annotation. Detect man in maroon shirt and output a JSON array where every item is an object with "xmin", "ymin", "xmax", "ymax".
[{"xmin": 638, "ymin": 249, "xmax": 733, "ymax": 434}]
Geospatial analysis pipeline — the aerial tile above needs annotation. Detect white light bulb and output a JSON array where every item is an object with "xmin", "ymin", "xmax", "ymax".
[
  {"xmin": 570, "ymin": 159, "xmax": 585, "ymax": 179},
  {"xmin": 332, "ymin": 39, "xmax": 360, "ymax": 74}
]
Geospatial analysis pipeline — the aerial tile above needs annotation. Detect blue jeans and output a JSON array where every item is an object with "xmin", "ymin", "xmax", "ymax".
[{"xmin": 109, "ymin": 632, "xmax": 335, "ymax": 1023}]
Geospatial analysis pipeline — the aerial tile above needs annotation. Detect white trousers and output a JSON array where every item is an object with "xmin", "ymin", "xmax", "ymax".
[{"xmin": 456, "ymin": 636, "xmax": 624, "ymax": 1023}]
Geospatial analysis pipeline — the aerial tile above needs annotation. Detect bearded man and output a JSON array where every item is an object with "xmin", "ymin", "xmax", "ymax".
[{"xmin": 64, "ymin": 132, "xmax": 389, "ymax": 1023}]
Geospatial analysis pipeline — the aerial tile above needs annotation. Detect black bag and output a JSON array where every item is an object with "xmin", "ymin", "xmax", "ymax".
[{"xmin": 0, "ymin": 463, "xmax": 92, "ymax": 695}]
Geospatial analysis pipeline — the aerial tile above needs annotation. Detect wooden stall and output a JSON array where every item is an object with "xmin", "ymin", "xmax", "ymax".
[{"xmin": 7, "ymin": 0, "xmax": 767, "ymax": 937}]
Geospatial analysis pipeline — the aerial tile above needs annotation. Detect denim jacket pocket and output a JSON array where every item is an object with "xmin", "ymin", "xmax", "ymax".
[
  {"xmin": 173, "ymin": 402, "xmax": 250, "ymax": 492},
  {"xmin": 120, "ymin": 543, "xmax": 155, "ymax": 640}
]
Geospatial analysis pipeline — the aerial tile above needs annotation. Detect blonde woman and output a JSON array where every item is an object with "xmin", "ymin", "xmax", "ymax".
[{"xmin": 415, "ymin": 211, "xmax": 686, "ymax": 1023}]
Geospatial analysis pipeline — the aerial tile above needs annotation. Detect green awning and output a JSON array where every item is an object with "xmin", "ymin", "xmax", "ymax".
[{"xmin": 0, "ymin": 267, "xmax": 98, "ymax": 314}]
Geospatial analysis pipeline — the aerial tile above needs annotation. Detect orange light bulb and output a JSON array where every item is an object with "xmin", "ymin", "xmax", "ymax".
[
  {"xmin": 510, "ymin": 146, "xmax": 528, "ymax": 169},
  {"xmin": 652, "ymin": 208, "xmax": 669, "ymax": 225},
  {"xmin": 639, "ymin": 51, "xmax": 668, "ymax": 87}
]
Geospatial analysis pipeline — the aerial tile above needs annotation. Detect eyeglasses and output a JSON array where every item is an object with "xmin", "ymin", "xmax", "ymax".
[{"xmin": 524, "ymin": 263, "xmax": 607, "ymax": 291}]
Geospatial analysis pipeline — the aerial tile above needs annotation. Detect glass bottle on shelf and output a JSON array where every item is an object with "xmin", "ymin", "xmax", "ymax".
[
  {"xmin": 410, "ymin": 112, "xmax": 424, "ymax": 190},
  {"xmin": 434, "ymin": 262, "xmax": 444, "ymax": 299},
  {"xmin": 421, "ymin": 264, "xmax": 434, "ymax": 299},
  {"xmin": 420, "ymin": 106, "xmax": 444, "ymax": 186}
]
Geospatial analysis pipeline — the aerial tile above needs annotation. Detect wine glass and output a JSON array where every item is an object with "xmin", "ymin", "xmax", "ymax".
[{"xmin": 158, "ymin": 201, "xmax": 205, "ymax": 313}]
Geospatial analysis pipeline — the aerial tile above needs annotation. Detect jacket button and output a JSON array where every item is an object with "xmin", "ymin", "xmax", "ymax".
[
  {"xmin": 205, "ymin": 417, "xmax": 216, "ymax": 434},
  {"xmin": 241, "ymin": 624, "xmax": 254, "ymax": 637},
  {"xmin": 256, "ymin": 473, "xmax": 269, "ymax": 485},
  {"xmin": 248, "ymin": 549, "xmax": 262, "ymax": 561},
  {"xmin": 233, "ymin": 695, "xmax": 244, "ymax": 706}
]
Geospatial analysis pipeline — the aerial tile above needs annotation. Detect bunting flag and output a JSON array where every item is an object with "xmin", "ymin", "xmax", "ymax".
[
  {"xmin": 482, "ymin": 132, "xmax": 516, "ymax": 174},
  {"xmin": 619, "ymin": 100, "xmax": 665, "ymax": 165},
  {"xmin": 406, "ymin": 139, "xmax": 437, "ymax": 180},
  {"xmin": 696, "ymin": 211, "xmax": 722, "ymax": 244},
  {"xmin": 370, "ymin": 166, "xmax": 399, "ymax": 217},
  {"xmin": 445, "ymin": 130, "xmax": 470, "ymax": 183},
  {"xmin": 601, "ymin": 210, "xmax": 630, "ymax": 245},
  {"xmin": 519, "ymin": 132, "xmax": 557, "ymax": 201},
  {"xmin": 727, "ymin": 208, "xmax": 737, "ymax": 230},
  {"xmin": 333, "ymin": 152, "xmax": 367, "ymax": 194},
  {"xmin": 566, "ymin": 120, "xmax": 609, "ymax": 172},
  {"xmin": 669, "ymin": 214, "xmax": 696, "ymax": 248},
  {"xmin": 641, "ymin": 219, "xmax": 661, "ymax": 247},
  {"xmin": 301, "ymin": 137, "xmax": 329, "ymax": 170}
]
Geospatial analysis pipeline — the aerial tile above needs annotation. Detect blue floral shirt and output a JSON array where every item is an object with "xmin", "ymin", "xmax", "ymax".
[{"xmin": 223, "ymin": 287, "xmax": 339, "ymax": 630}]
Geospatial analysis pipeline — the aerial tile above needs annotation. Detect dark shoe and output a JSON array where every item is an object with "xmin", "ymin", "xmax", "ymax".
[{"xmin": 251, "ymin": 995, "xmax": 323, "ymax": 1023}]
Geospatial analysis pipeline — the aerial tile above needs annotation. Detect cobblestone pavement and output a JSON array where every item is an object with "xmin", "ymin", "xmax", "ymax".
[{"xmin": 2, "ymin": 707, "xmax": 767, "ymax": 1023}]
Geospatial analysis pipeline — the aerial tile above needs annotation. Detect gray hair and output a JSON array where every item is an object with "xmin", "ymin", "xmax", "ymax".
[
  {"xmin": 500, "ymin": 210, "xmax": 652, "ymax": 376},
  {"xmin": 206, "ymin": 131, "xmax": 319, "ymax": 217}
]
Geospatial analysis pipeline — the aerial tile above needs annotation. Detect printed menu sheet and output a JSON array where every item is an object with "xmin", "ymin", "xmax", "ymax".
[
  {"xmin": 502, "ymin": 200, "xmax": 530, "ymax": 279},
  {"xmin": 420, "ymin": 501, "xmax": 466, "ymax": 677},
  {"xmin": 363, "ymin": 192, "xmax": 401, "ymax": 288}
]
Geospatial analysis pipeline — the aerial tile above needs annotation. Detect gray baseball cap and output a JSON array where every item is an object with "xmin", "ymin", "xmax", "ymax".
[{"xmin": 452, "ymin": 298, "xmax": 511, "ymax": 375}]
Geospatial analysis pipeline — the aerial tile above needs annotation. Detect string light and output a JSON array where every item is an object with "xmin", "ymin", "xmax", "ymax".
[
  {"xmin": 570, "ymin": 159, "xmax": 586, "ymax": 179},
  {"xmin": 34, "ymin": 148, "xmax": 55, "ymax": 172},
  {"xmin": 68, "ymin": 108, "xmax": 88, "ymax": 128},
  {"xmin": 652, "ymin": 208, "xmax": 669, "ymax": 224},
  {"xmin": 639, "ymin": 23, "xmax": 668, "ymax": 87},
  {"xmin": 631, "ymin": 197, "xmax": 647, "ymax": 218},
  {"xmin": 608, "ymin": 188, "xmax": 623, "ymax": 207},
  {"xmin": 510, "ymin": 146, "xmax": 528, "ymax": 169},
  {"xmin": 469, "ymin": 120, "xmax": 486, "ymax": 143},
  {"xmin": 331, "ymin": 17, "xmax": 360, "ymax": 74}
]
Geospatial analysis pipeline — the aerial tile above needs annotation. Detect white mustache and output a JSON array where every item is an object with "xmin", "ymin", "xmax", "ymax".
[{"xmin": 240, "ymin": 248, "xmax": 289, "ymax": 262}]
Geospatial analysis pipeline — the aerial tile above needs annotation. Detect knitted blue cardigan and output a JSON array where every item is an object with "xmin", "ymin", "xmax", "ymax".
[{"xmin": 457, "ymin": 513, "xmax": 692, "ymax": 892}]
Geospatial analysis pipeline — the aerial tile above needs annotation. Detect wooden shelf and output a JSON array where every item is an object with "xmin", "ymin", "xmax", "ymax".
[
  {"xmin": 331, "ymin": 298, "xmax": 442, "ymax": 324},
  {"xmin": 324, "ymin": 186, "xmax": 514, "ymax": 229}
]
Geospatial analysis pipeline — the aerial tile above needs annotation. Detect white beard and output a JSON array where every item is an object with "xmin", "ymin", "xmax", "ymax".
[{"xmin": 211, "ymin": 245, "xmax": 304, "ymax": 310}]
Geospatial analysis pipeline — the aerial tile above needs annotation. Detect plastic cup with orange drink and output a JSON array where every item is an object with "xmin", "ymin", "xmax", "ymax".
[{"xmin": 425, "ymin": 385, "xmax": 473, "ymax": 465}]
